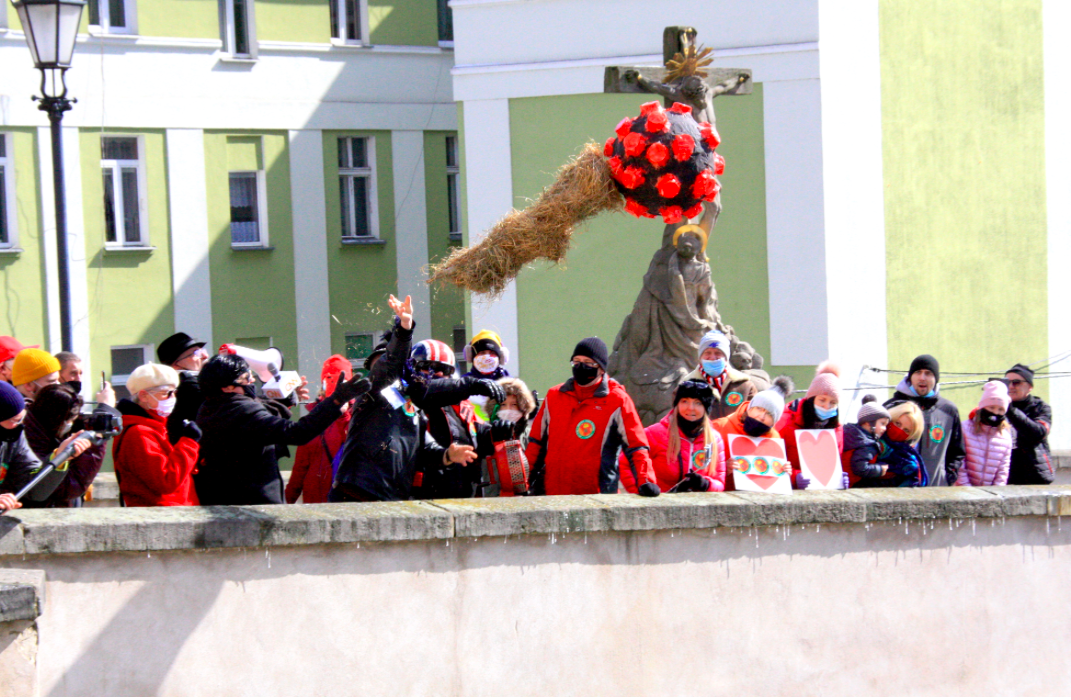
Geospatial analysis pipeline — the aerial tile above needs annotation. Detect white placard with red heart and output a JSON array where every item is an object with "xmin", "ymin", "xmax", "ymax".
[
  {"xmin": 795, "ymin": 428, "xmax": 844, "ymax": 490},
  {"xmin": 727, "ymin": 435, "xmax": 791, "ymax": 494}
]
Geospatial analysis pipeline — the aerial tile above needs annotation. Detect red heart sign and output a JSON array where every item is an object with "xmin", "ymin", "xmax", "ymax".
[
  {"xmin": 797, "ymin": 430, "xmax": 839, "ymax": 487},
  {"xmin": 747, "ymin": 474, "xmax": 780, "ymax": 491},
  {"xmin": 729, "ymin": 435, "xmax": 785, "ymax": 460}
]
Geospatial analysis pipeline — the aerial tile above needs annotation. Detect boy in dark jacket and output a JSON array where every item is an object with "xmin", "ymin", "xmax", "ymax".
[
  {"xmin": 1004, "ymin": 363, "xmax": 1055, "ymax": 484},
  {"xmin": 842, "ymin": 399, "xmax": 891, "ymax": 487}
]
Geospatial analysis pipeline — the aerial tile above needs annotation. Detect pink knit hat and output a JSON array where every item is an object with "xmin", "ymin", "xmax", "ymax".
[
  {"xmin": 805, "ymin": 361, "xmax": 842, "ymax": 402},
  {"xmin": 978, "ymin": 380, "xmax": 1010, "ymax": 411}
]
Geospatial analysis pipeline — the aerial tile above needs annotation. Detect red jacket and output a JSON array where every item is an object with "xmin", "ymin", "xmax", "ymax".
[
  {"xmin": 775, "ymin": 399, "xmax": 844, "ymax": 488},
  {"xmin": 627, "ymin": 412, "xmax": 726, "ymax": 493},
  {"xmin": 113, "ymin": 400, "xmax": 200, "ymax": 507},
  {"xmin": 711, "ymin": 401, "xmax": 782, "ymax": 491},
  {"xmin": 285, "ymin": 406, "xmax": 349, "ymax": 504},
  {"xmin": 525, "ymin": 376, "xmax": 654, "ymax": 495}
]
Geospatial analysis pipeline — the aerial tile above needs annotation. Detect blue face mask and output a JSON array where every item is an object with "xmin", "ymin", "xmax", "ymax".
[
  {"xmin": 814, "ymin": 404, "xmax": 838, "ymax": 420},
  {"xmin": 908, "ymin": 384, "xmax": 936, "ymax": 398},
  {"xmin": 701, "ymin": 359, "xmax": 726, "ymax": 377}
]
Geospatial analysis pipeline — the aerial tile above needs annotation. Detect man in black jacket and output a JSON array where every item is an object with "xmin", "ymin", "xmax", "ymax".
[
  {"xmin": 884, "ymin": 354, "xmax": 965, "ymax": 486},
  {"xmin": 195, "ymin": 353, "xmax": 370, "ymax": 505},
  {"xmin": 332, "ymin": 295, "xmax": 477, "ymax": 502},
  {"xmin": 158, "ymin": 332, "xmax": 209, "ymax": 445},
  {"xmin": 1004, "ymin": 363, "xmax": 1055, "ymax": 484}
]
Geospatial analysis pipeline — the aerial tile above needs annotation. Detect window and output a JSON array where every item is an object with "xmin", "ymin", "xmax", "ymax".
[
  {"xmin": 345, "ymin": 332, "xmax": 373, "ymax": 376},
  {"xmin": 101, "ymin": 136, "xmax": 147, "ymax": 247},
  {"xmin": 110, "ymin": 345, "xmax": 153, "ymax": 401},
  {"xmin": 452, "ymin": 326, "xmax": 467, "ymax": 374},
  {"xmin": 330, "ymin": 0, "xmax": 365, "ymax": 43},
  {"xmin": 87, "ymin": 0, "xmax": 135, "ymax": 34},
  {"xmin": 0, "ymin": 134, "xmax": 14, "ymax": 250},
  {"xmin": 446, "ymin": 135, "xmax": 461, "ymax": 241},
  {"xmin": 219, "ymin": 0, "xmax": 255, "ymax": 57},
  {"xmin": 437, "ymin": 0, "xmax": 453, "ymax": 45},
  {"xmin": 338, "ymin": 136, "xmax": 378, "ymax": 240},
  {"xmin": 229, "ymin": 172, "xmax": 266, "ymax": 246}
]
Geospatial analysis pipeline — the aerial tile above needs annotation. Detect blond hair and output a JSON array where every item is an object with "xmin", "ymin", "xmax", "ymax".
[
  {"xmin": 888, "ymin": 402, "xmax": 924, "ymax": 444},
  {"xmin": 666, "ymin": 410, "xmax": 716, "ymax": 468}
]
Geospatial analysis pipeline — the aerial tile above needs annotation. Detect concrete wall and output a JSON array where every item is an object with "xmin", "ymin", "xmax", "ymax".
[{"xmin": 2, "ymin": 486, "xmax": 1071, "ymax": 695}]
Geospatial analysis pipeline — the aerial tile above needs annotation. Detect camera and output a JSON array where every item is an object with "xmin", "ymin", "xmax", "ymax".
[{"xmin": 81, "ymin": 412, "xmax": 122, "ymax": 436}]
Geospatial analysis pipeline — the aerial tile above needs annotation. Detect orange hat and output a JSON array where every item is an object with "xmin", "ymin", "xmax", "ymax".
[
  {"xmin": 11, "ymin": 348, "xmax": 61, "ymax": 386},
  {"xmin": 321, "ymin": 355, "xmax": 352, "ymax": 396}
]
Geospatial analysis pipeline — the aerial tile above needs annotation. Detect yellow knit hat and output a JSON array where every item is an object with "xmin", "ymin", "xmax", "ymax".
[{"xmin": 11, "ymin": 348, "xmax": 61, "ymax": 386}]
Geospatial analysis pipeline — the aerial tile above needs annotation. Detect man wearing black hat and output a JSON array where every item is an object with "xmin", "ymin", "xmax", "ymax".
[
  {"xmin": 884, "ymin": 354, "xmax": 965, "ymax": 487},
  {"xmin": 158, "ymin": 332, "xmax": 209, "ymax": 445},
  {"xmin": 1004, "ymin": 363, "xmax": 1054, "ymax": 484}
]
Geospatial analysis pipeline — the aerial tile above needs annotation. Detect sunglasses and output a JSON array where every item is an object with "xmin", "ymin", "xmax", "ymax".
[
  {"xmin": 1006, "ymin": 379, "xmax": 1027, "ymax": 387},
  {"xmin": 149, "ymin": 388, "xmax": 176, "ymax": 399},
  {"xmin": 413, "ymin": 361, "xmax": 454, "ymax": 376}
]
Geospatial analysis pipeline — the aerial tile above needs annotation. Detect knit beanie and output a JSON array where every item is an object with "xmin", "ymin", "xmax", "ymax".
[
  {"xmin": 856, "ymin": 400, "xmax": 890, "ymax": 426},
  {"xmin": 0, "ymin": 381, "xmax": 25, "ymax": 422},
  {"xmin": 674, "ymin": 380, "xmax": 715, "ymax": 415},
  {"xmin": 805, "ymin": 360, "xmax": 842, "ymax": 403},
  {"xmin": 908, "ymin": 354, "xmax": 940, "ymax": 384},
  {"xmin": 979, "ymin": 380, "xmax": 1010, "ymax": 412},
  {"xmin": 321, "ymin": 355, "xmax": 352, "ymax": 396},
  {"xmin": 749, "ymin": 375, "xmax": 794, "ymax": 424},
  {"xmin": 11, "ymin": 349, "xmax": 61, "ymax": 386},
  {"xmin": 698, "ymin": 330, "xmax": 730, "ymax": 360},
  {"xmin": 1006, "ymin": 363, "xmax": 1034, "ymax": 386},
  {"xmin": 572, "ymin": 337, "xmax": 609, "ymax": 370},
  {"xmin": 126, "ymin": 363, "xmax": 180, "ymax": 396}
]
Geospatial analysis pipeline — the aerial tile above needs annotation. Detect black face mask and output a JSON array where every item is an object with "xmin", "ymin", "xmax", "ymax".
[
  {"xmin": 572, "ymin": 364, "xmax": 600, "ymax": 386},
  {"xmin": 0, "ymin": 424, "xmax": 24, "ymax": 443},
  {"xmin": 677, "ymin": 414, "xmax": 704, "ymax": 438},
  {"xmin": 742, "ymin": 415, "xmax": 769, "ymax": 437},
  {"xmin": 980, "ymin": 408, "xmax": 1005, "ymax": 427},
  {"xmin": 242, "ymin": 384, "xmax": 257, "ymax": 400},
  {"xmin": 66, "ymin": 380, "xmax": 82, "ymax": 395}
]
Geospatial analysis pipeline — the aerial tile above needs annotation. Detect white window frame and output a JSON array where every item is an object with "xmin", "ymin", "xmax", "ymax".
[
  {"xmin": 436, "ymin": 0, "xmax": 453, "ymax": 48},
  {"xmin": 110, "ymin": 344, "xmax": 154, "ymax": 398},
  {"xmin": 219, "ymin": 0, "xmax": 257, "ymax": 58},
  {"xmin": 101, "ymin": 135, "xmax": 149, "ymax": 249},
  {"xmin": 0, "ymin": 133, "xmax": 17, "ymax": 250},
  {"xmin": 228, "ymin": 170, "xmax": 269, "ymax": 248},
  {"xmin": 87, "ymin": 0, "xmax": 137, "ymax": 35},
  {"xmin": 446, "ymin": 135, "xmax": 461, "ymax": 240},
  {"xmin": 330, "ymin": 0, "xmax": 368, "ymax": 45},
  {"xmin": 338, "ymin": 136, "xmax": 379, "ymax": 241}
]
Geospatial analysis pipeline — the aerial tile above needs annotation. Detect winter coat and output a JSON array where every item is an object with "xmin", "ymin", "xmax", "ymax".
[
  {"xmin": 333, "ymin": 322, "xmax": 449, "ymax": 502},
  {"xmin": 841, "ymin": 423, "xmax": 887, "ymax": 486},
  {"xmin": 167, "ymin": 371, "xmax": 204, "ymax": 445},
  {"xmin": 1006, "ymin": 395, "xmax": 1054, "ymax": 484},
  {"xmin": 113, "ymin": 399, "xmax": 200, "ymax": 507},
  {"xmin": 885, "ymin": 380, "xmax": 965, "ymax": 486},
  {"xmin": 874, "ymin": 431, "xmax": 928, "ymax": 488},
  {"xmin": 956, "ymin": 412, "xmax": 1013, "ymax": 487},
  {"xmin": 628, "ymin": 412, "xmax": 726, "ymax": 493},
  {"xmin": 775, "ymin": 398, "xmax": 844, "ymax": 488},
  {"xmin": 196, "ymin": 392, "xmax": 342, "ymax": 506},
  {"xmin": 22, "ymin": 411, "xmax": 107, "ymax": 507},
  {"xmin": 525, "ymin": 375, "xmax": 654, "ymax": 496},
  {"xmin": 0, "ymin": 430, "xmax": 67, "ymax": 502},
  {"xmin": 683, "ymin": 365, "xmax": 757, "ymax": 421},
  {"xmin": 710, "ymin": 401, "xmax": 783, "ymax": 491},
  {"xmin": 284, "ymin": 402, "xmax": 349, "ymax": 504}
]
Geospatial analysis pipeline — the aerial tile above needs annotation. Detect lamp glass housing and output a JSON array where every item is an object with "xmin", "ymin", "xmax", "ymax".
[{"xmin": 12, "ymin": 0, "xmax": 86, "ymax": 69}]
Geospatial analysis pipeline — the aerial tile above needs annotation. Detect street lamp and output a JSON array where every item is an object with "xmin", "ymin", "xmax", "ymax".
[{"xmin": 11, "ymin": 0, "xmax": 86, "ymax": 352}]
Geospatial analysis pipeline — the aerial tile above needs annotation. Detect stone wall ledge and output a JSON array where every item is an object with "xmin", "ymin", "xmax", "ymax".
[{"xmin": 1, "ymin": 486, "xmax": 1070, "ymax": 556}]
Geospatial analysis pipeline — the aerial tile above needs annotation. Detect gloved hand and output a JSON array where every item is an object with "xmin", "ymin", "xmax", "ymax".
[
  {"xmin": 638, "ymin": 482, "xmax": 661, "ymax": 498},
  {"xmin": 794, "ymin": 472, "xmax": 811, "ymax": 490},
  {"xmin": 841, "ymin": 472, "xmax": 851, "ymax": 489},
  {"xmin": 473, "ymin": 379, "xmax": 506, "ymax": 404},
  {"xmin": 490, "ymin": 420, "xmax": 514, "ymax": 442},
  {"xmin": 181, "ymin": 420, "xmax": 202, "ymax": 443},
  {"xmin": 672, "ymin": 472, "xmax": 707, "ymax": 493},
  {"xmin": 331, "ymin": 374, "xmax": 372, "ymax": 405}
]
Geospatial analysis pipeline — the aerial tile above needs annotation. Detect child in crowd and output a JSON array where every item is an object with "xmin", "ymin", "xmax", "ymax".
[
  {"xmin": 464, "ymin": 330, "xmax": 510, "ymax": 421},
  {"xmin": 874, "ymin": 402, "xmax": 929, "ymax": 487},
  {"xmin": 841, "ymin": 399, "xmax": 891, "ymax": 487},
  {"xmin": 956, "ymin": 381, "xmax": 1013, "ymax": 487}
]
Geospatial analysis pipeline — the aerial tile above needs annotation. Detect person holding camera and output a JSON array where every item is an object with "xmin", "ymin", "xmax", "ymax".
[{"xmin": 23, "ymin": 384, "xmax": 110, "ymax": 507}]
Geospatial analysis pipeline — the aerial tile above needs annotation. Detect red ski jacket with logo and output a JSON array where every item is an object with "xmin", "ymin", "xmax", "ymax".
[{"xmin": 525, "ymin": 376, "xmax": 654, "ymax": 495}]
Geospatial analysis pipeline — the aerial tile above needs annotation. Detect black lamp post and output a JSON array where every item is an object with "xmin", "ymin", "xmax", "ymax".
[{"xmin": 12, "ymin": 0, "xmax": 86, "ymax": 352}]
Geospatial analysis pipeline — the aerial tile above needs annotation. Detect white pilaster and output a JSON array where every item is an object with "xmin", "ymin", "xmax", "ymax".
[
  {"xmin": 36, "ymin": 127, "xmax": 61, "ymax": 352},
  {"xmin": 461, "ymin": 98, "xmax": 519, "ymax": 373},
  {"xmin": 390, "ymin": 130, "xmax": 432, "ymax": 337},
  {"xmin": 166, "ymin": 129, "xmax": 214, "ymax": 349},
  {"xmin": 288, "ymin": 129, "xmax": 332, "ymax": 374},
  {"xmin": 61, "ymin": 126, "xmax": 91, "ymax": 379},
  {"xmin": 817, "ymin": 0, "xmax": 888, "ymax": 412}
]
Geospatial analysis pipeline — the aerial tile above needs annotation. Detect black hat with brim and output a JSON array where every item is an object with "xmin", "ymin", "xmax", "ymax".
[{"xmin": 158, "ymin": 332, "xmax": 207, "ymax": 366}]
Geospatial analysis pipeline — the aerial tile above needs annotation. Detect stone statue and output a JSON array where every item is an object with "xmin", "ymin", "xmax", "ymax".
[{"xmin": 730, "ymin": 340, "xmax": 771, "ymax": 392}]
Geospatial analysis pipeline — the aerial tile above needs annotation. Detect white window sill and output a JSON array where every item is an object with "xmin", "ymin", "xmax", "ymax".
[
  {"xmin": 438, "ymin": 40, "xmax": 454, "ymax": 49},
  {"xmin": 104, "ymin": 245, "xmax": 154, "ymax": 254},
  {"xmin": 0, "ymin": 247, "xmax": 23, "ymax": 255},
  {"xmin": 217, "ymin": 53, "xmax": 258, "ymax": 64},
  {"xmin": 329, "ymin": 38, "xmax": 369, "ymax": 49},
  {"xmin": 341, "ymin": 237, "xmax": 386, "ymax": 246},
  {"xmin": 87, "ymin": 27, "xmax": 137, "ymax": 38},
  {"xmin": 448, "ymin": 233, "xmax": 463, "ymax": 243},
  {"xmin": 231, "ymin": 244, "xmax": 274, "ymax": 251}
]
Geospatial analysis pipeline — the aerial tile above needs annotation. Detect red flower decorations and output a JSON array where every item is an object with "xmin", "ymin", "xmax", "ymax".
[
  {"xmin": 625, "ymin": 198, "xmax": 655, "ymax": 218},
  {"xmin": 699, "ymin": 122, "xmax": 721, "ymax": 149},
  {"xmin": 668, "ymin": 102, "xmax": 692, "ymax": 115},
  {"xmin": 655, "ymin": 173, "xmax": 681, "ymax": 199},
  {"xmin": 616, "ymin": 166, "xmax": 646, "ymax": 190},
  {"xmin": 645, "ymin": 110, "xmax": 669, "ymax": 133},
  {"xmin": 615, "ymin": 118, "xmax": 634, "ymax": 139},
  {"xmin": 623, "ymin": 132, "xmax": 648, "ymax": 158},
  {"xmin": 639, "ymin": 101, "xmax": 660, "ymax": 116},
  {"xmin": 672, "ymin": 134, "xmax": 695, "ymax": 162},
  {"xmin": 646, "ymin": 142, "xmax": 669, "ymax": 169},
  {"xmin": 604, "ymin": 137, "xmax": 616, "ymax": 157},
  {"xmin": 692, "ymin": 169, "xmax": 717, "ymax": 199},
  {"xmin": 659, "ymin": 205, "xmax": 684, "ymax": 224},
  {"xmin": 713, "ymin": 153, "xmax": 726, "ymax": 175},
  {"xmin": 683, "ymin": 203, "xmax": 704, "ymax": 219}
]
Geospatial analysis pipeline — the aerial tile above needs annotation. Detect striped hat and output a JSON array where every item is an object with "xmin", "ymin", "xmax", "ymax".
[{"xmin": 411, "ymin": 339, "xmax": 456, "ymax": 368}]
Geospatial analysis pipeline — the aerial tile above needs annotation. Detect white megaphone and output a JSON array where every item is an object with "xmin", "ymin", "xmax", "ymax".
[{"xmin": 218, "ymin": 344, "xmax": 303, "ymax": 400}]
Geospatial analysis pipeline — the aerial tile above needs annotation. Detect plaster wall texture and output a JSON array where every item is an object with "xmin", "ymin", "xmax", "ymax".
[{"xmin": 12, "ymin": 512, "xmax": 1071, "ymax": 696}]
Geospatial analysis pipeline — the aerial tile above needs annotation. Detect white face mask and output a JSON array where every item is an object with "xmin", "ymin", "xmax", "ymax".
[
  {"xmin": 497, "ymin": 408, "xmax": 524, "ymax": 423},
  {"xmin": 153, "ymin": 396, "xmax": 177, "ymax": 417},
  {"xmin": 473, "ymin": 354, "xmax": 500, "ymax": 374}
]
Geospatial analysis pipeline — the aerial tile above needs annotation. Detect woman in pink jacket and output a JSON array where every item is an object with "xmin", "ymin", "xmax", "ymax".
[
  {"xmin": 622, "ymin": 380, "xmax": 726, "ymax": 493},
  {"xmin": 956, "ymin": 381, "xmax": 1014, "ymax": 487}
]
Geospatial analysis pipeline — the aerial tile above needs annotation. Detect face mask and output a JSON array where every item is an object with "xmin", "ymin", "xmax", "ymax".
[
  {"xmin": 979, "ymin": 408, "xmax": 1005, "ymax": 427},
  {"xmin": 66, "ymin": 380, "xmax": 82, "ymax": 395},
  {"xmin": 742, "ymin": 415, "xmax": 768, "ymax": 438},
  {"xmin": 908, "ymin": 384, "xmax": 936, "ymax": 398},
  {"xmin": 242, "ymin": 384, "xmax": 257, "ymax": 400},
  {"xmin": 59, "ymin": 420, "xmax": 75, "ymax": 438},
  {"xmin": 677, "ymin": 414, "xmax": 704, "ymax": 437},
  {"xmin": 0, "ymin": 425, "xmax": 24, "ymax": 443},
  {"xmin": 701, "ymin": 359, "xmax": 726, "ymax": 377},
  {"xmin": 572, "ymin": 364, "xmax": 600, "ymax": 386},
  {"xmin": 497, "ymin": 408, "xmax": 523, "ymax": 423},
  {"xmin": 886, "ymin": 423, "xmax": 910, "ymax": 442},
  {"xmin": 473, "ymin": 355, "xmax": 500, "ymax": 374},
  {"xmin": 814, "ymin": 404, "xmax": 838, "ymax": 421},
  {"xmin": 154, "ymin": 396, "xmax": 177, "ymax": 417}
]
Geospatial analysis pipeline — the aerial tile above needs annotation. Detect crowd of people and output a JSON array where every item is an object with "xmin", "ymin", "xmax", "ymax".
[{"xmin": 0, "ymin": 294, "xmax": 1056, "ymax": 511}]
